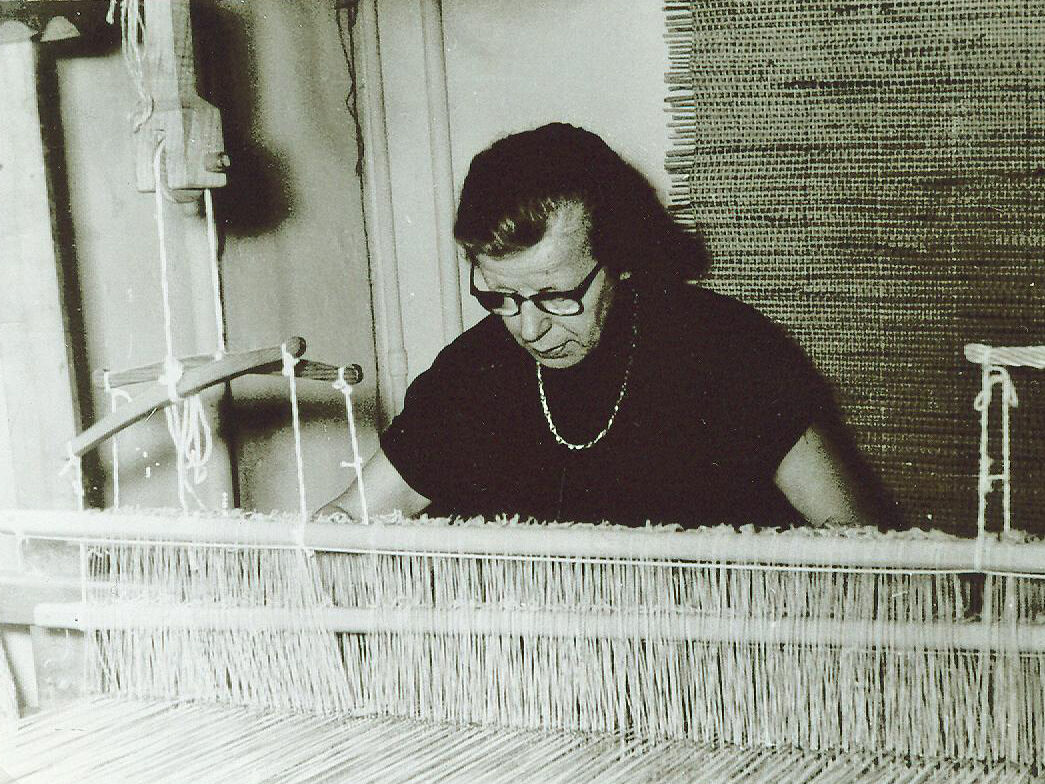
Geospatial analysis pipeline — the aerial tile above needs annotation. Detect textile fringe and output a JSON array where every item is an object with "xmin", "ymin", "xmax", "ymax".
[{"xmin": 84, "ymin": 543, "xmax": 353, "ymax": 715}]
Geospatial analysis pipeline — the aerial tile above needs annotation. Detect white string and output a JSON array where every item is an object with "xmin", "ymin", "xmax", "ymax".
[
  {"xmin": 116, "ymin": 0, "xmax": 153, "ymax": 132},
  {"xmin": 59, "ymin": 443, "xmax": 86, "ymax": 512},
  {"xmin": 333, "ymin": 368, "xmax": 368, "ymax": 525},
  {"xmin": 282, "ymin": 344, "xmax": 309, "ymax": 525},
  {"xmin": 998, "ymin": 367, "xmax": 1018, "ymax": 533},
  {"xmin": 102, "ymin": 371, "xmax": 133, "ymax": 508},
  {"xmin": 153, "ymin": 141, "xmax": 177, "ymax": 360},
  {"xmin": 152, "ymin": 142, "xmax": 213, "ymax": 511},
  {"xmin": 158, "ymin": 354, "xmax": 190, "ymax": 511},
  {"xmin": 973, "ymin": 356, "xmax": 1021, "ymax": 541},
  {"xmin": 203, "ymin": 189, "xmax": 227, "ymax": 358}
]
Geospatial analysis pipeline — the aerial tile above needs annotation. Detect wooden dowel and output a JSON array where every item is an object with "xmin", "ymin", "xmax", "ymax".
[
  {"xmin": 67, "ymin": 338, "xmax": 305, "ymax": 457},
  {"xmin": 92, "ymin": 351, "xmax": 219, "ymax": 389},
  {"xmin": 964, "ymin": 344, "xmax": 1045, "ymax": 369},
  {"xmin": 295, "ymin": 361, "xmax": 363, "ymax": 385},
  {"xmin": 5, "ymin": 509, "xmax": 1045, "ymax": 575},
  {"xmin": 30, "ymin": 602, "xmax": 1045, "ymax": 653},
  {"xmin": 92, "ymin": 355, "xmax": 362, "ymax": 389}
]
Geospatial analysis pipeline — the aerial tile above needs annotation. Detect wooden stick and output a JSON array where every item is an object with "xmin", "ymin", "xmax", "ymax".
[
  {"xmin": 5, "ymin": 509, "xmax": 1045, "ymax": 575},
  {"xmin": 964, "ymin": 344, "xmax": 1045, "ymax": 369},
  {"xmin": 0, "ymin": 39, "xmax": 84, "ymax": 509},
  {"xmin": 290, "ymin": 360, "xmax": 363, "ymax": 385},
  {"xmin": 0, "ymin": 571, "xmax": 92, "ymax": 625},
  {"xmin": 30, "ymin": 602, "xmax": 1045, "ymax": 652},
  {"xmin": 92, "ymin": 355, "xmax": 362, "ymax": 389},
  {"xmin": 67, "ymin": 339, "xmax": 305, "ymax": 458}
]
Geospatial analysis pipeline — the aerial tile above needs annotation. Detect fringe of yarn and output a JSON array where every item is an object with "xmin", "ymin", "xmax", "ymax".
[
  {"xmin": 84, "ymin": 543, "xmax": 354, "ymax": 715},
  {"xmin": 319, "ymin": 551, "xmax": 1045, "ymax": 767}
]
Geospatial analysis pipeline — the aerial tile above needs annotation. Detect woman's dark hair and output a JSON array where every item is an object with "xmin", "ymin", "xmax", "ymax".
[{"xmin": 453, "ymin": 123, "xmax": 709, "ymax": 282}]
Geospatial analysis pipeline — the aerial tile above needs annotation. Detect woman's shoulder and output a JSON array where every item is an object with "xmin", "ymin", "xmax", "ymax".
[
  {"xmin": 657, "ymin": 282, "xmax": 790, "ymax": 346},
  {"xmin": 420, "ymin": 315, "xmax": 524, "ymax": 383}
]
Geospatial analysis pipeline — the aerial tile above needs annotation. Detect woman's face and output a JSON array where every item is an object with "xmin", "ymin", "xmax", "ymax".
[{"xmin": 475, "ymin": 205, "xmax": 619, "ymax": 369}]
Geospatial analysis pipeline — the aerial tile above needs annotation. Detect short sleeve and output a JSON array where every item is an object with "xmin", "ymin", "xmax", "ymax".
[
  {"xmin": 680, "ymin": 291, "xmax": 833, "ymax": 478},
  {"xmin": 379, "ymin": 350, "xmax": 473, "ymax": 503},
  {"xmin": 379, "ymin": 320, "xmax": 517, "ymax": 507},
  {"xmin": 721, "ymin": 308, "xmax": 832, "ymax": 472}
]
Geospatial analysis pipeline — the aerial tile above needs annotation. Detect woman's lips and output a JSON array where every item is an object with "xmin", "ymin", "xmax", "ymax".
[{"xmin": 534, "ymin": 342, "xmax": 570, "ymax": 359}]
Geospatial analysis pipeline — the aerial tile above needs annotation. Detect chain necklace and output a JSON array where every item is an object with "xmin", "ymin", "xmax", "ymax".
[{"xmin": 536, "ymin": 289, "xmax": 639, "ymax": 451}]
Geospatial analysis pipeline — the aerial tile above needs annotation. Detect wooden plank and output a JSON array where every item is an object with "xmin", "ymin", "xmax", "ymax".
[
  {"xmin": 134, "ymin": 0, "xmax": 227, "ymax": 193},
  {"xmin": 0, "ymin": 41, "xmax": 83, "ymax": 509}
]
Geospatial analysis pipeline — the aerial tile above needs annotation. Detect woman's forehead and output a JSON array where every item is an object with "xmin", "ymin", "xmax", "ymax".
[{"xmin": 477, "ymin": 223, "xmax": 594, "ymax": 290}]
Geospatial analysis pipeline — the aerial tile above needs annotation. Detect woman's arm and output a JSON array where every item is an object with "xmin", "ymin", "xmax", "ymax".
[
  {"xmin": 774, "ymin": 424, "xmax": 887, "ymax": 527},
  {"xmin": 315, "ymin": 448, "xmax": 430, "ymax": 521}
]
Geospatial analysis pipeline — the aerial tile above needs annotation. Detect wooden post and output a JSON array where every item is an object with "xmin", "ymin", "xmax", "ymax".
[
  {"xmin": 353, "ymin": 0, "xmax": 409, "ymax": 421},
  {"xmin": 0, "ymin": 37, "xmax": 87, "ymax": 715},
  {"xmin": 134, "ymin": 0, "xmax": 227, "ymax": 194},
  {"xmin": 420, "ymin": 0, "xmax": 463, "ymax": 345},
  {"xmin": 0, "ymin": 41, "xmax": 83, "ymax": 510}
]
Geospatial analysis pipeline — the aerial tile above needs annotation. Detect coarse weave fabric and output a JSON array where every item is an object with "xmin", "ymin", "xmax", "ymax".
[{"xmin": 665, "ymin": 0, "xmax": 1045, "ymax": 533}]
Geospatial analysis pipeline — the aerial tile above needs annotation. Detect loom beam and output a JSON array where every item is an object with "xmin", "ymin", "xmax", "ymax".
[
  {"xmin": 92, "ymin": 351, "xmax": 363, "ymax": 389},
  {"xmin": 4, "ymin": 509, "xmax": 1045, "ymax": 575}
]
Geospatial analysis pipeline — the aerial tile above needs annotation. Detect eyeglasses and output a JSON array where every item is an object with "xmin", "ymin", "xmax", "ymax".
[{"xmin": 469, "ymin": 262, "xmax": 602, "ymax": 317}]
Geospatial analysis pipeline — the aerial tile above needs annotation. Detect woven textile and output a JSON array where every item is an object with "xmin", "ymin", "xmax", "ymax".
[{"xmin": 666, "ymin": 0, "xmax": 1045, "ymax": 533}]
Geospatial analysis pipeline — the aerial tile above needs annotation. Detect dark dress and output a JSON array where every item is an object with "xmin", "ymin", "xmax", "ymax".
[{"xmin": 381, "ymin": 281, "xmax": 831, "ymax": 527}]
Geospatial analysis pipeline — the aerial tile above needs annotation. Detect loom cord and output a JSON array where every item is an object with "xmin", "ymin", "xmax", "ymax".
[{"xmin": 333, "ymin": 367, "xmax": 369, "ymax": 524}]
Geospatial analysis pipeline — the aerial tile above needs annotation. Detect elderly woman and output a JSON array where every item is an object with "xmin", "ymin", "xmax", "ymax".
[{"xmin": 320, "ymin": 123, "xmax": 886, "ymax": 528}]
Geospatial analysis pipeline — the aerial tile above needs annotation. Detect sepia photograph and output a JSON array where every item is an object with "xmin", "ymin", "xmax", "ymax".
[{"xmin": 0, "ymin": 0, "xmax": 1043, "ymax": 780}]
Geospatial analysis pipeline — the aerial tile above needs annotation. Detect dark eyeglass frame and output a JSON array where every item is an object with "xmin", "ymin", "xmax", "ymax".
[{"xmin": 469, "ymin": 262, "xmax": 603, "ymax": 316}]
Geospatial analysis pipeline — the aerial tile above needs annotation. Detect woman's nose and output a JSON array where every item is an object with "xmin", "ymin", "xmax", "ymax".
[{"xmin": 517, "ymin": 300, "xmax": 549, "ymax": 343}]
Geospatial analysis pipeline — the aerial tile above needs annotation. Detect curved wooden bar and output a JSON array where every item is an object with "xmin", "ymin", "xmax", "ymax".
[
  {"xmin": 92, "ymin": 354, "xmax": 361, "ymax": 389},
  {"xmin": 67, "ymin": 338, "xmax": 306, "ymax": 458}
]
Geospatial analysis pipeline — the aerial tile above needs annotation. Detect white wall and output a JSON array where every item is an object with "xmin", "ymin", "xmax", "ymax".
[
  {"xmin": 378, "ymin": 0, "xmax": 671, "ymax": 377},
  {"xmin": 48, "ymin": 0, "xmax": 376, "ymax": 513}
]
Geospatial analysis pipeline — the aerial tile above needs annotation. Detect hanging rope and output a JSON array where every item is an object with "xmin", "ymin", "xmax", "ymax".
[
  {"xmin": 282, "ymin": 343, "xmax": 309, "ymax": 527},
  {"xmin": 973, "ymin": 354, "xmax": 1020, "ymax": 537},
  {"xmin": 152, "ymin": 140, "xmax": 214, "ymax": 511},
  {"xmin": 112, "ymin": 0, "xmax": 153, "ymax": 132},
  {"xmin": 203, "ymin": 188, "xmax": 227, "ymax": 359},
  {"xmin": 102, "ymin": 371, "xmax": 133, "ymax": 508},
  {"xmin": 333, "ymin": 367, "xmax": 368, "ymax": 524}
]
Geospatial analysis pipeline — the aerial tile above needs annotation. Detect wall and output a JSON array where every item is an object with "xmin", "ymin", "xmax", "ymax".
[
  {"xmin": 50, "ymin": 0, "xmax": 376, "ymax": 513},
  {"xmin": 378, "ymin": 0, "xmax": 670, "ymax": 378}
]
